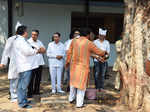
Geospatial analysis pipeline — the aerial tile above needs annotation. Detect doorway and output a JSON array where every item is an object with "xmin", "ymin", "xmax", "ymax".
[{"xmin": 71, "ymin": 12, "xmax": 124, "ymax": 43}]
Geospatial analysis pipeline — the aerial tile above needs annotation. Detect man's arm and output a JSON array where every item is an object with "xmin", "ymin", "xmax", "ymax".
[{"xmin": 89, "ymin": 41, "xmax": 106, "ymax": 58}]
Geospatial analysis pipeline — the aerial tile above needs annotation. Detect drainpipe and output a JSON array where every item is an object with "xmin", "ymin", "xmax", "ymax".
[{"xmin": 8, "ymin": 0, "xmax": 13, "ymax": 38}]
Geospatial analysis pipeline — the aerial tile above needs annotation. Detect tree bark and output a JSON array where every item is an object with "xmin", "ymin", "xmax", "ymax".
[{"xmin": 120, "ymin": 0, "xmax": 150, "ymax": 111}]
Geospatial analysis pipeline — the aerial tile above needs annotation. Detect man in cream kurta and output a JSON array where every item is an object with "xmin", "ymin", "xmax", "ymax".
[
  {"xmin": 66, "ymin": 28, "xmax": 106, "ymax": 108},
  {"xmin": 113, "ymin": 39, "xmax": 122, "ymax": 90}
]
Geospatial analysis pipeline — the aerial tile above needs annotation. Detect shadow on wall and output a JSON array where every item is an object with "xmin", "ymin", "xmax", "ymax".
[{"xmin": 0, "ymin": 0, "xmax": 8, "ymax": 60}]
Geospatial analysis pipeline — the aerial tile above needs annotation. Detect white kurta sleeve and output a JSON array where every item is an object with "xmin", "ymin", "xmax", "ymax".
[
  {"xmin": 1, "ymin": 38, "xmax": 13, "ymax": 65},
  {"xmin": 47, "ymin": 43, "xmax": 56, "ymax": 58},
  {"xmin": 18, "ymin": 40, "xmax": 37, "ymax": 56}
]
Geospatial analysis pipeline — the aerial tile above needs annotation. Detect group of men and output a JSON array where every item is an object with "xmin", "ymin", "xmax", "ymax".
[
  {"xmin": 0, "ymin": 25, "xmax": 45, "ymax": 108},
  {"xmin": 0, "ymin": 24, "xmax": 110, "ymax": 108}
]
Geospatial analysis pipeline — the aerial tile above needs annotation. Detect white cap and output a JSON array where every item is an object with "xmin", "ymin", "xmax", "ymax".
[
  {"xmin": 99, "ymin": 28, "xmax": 107, "ymax": 36},
  {"xmin": 15, "ymin": 21, "xmax": 22, "ymax": 31}
]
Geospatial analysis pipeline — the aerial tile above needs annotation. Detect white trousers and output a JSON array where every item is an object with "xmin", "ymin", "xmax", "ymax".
[
  {"xmin": 10, "ymin": 78, "xmax": 18, "ymax": 101},
  {"xmin": 69, "ymin": 86, "xmax": 86, "ymax": 107},
  {"xmin": 49, "ymin": 66, "xmax": 63, "ymax": 91}
]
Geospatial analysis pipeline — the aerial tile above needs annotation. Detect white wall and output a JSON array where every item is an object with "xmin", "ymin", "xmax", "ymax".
[
  {"xmin": 13, "ymin": 3, "xmax": 84, "ymax": 65},
  {"xmin": 0, "ymin": 0, "xmax": 8, "ymax": 60},
  {"xmin": 13, "ymin": 3, "xmax": 123, "ymax": 66}
]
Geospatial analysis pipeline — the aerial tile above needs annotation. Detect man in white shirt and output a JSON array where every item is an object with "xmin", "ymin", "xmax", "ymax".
[
  {"xmin": 14, "ymin": 26, "xmax": 43, "ymax": 108},
  {"xmin": 47, "ymin": 32, "xmax": 65, "ymax": 94},
  {"xmin": 0, "ymin": 22, "xmax": 22, "ymax": 102},
  {"xmin": 27, "ymin": 30, "xmax": 46, "ymax": 97},
  {"xmin": 0, "ymin": 35, "xmax": 18, "ymax": 102},
  {"xmin": 93, "ymin": 28, "xmax": 110, "ymax": 91}
]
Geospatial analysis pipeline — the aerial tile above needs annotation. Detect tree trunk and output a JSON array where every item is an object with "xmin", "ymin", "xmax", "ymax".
[{"xmin": 120, "ymin": 0, "xmax": 150, "ymax": 111}]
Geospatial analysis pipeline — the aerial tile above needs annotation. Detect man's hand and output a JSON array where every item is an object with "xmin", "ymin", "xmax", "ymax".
[
  {"xmin": 105, "ymin": 51, "xmax": 108, "ymax": 55},
  {"xmin": 97, "ymin": 57, "xmax": 106, "ymax": 63},
  {"xmin": 37, "ymin": 47, "xmax": 45, "ymax": 54},
  {"xmin": 39, "ymin": 47, "xmax": 46, "ymax": 54},
  {"xmin": 0, "ymin": 64, "xmax": 5, "ymax": 69},
  {"xmin": 65, "ymin": 62, "xmax": 70, "ymax": 69},
  {"xmin": 91, "ymin": 54, "xmax": 99, "ymax": 60},
  {"xmin": 37, "ymin": 47, "xmax": 46, "ymax": 54},
  {"xmin": 56, "ymin": 55, "xmax": 63, "ymax": 60}
]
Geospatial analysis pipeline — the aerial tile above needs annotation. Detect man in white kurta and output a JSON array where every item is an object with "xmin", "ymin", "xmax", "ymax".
[
  {"xmin": 27, "ymin": 30, "xmax": 45, "ymax": 97},
  {"xmin": 0, "ymin": 22, "xmax": 22, "ymax": 102},
  {"xmin": 14, "ymin": 26, "xmax": 42, "ymax": 108},
  {"xmin": 47, "ymin": 32, "xmax": 65, "ymax": 94},
  {"xmin": 0, "ymin": 35, "xmax": 18, "ymax": 102}
]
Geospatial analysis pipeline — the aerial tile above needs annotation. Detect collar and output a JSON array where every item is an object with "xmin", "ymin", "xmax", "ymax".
[
  {"xmin": 53, "ymin": 41, "xmax": 60, "ymax": 45},
  {"xmin": 29, "ymin": 37, "xmax": 38, "ymax": 42}
]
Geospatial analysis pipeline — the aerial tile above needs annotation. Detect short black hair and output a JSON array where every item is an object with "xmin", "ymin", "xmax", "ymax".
[
  {"xmin": 69, "ymin": 33, "xmax": 73, "ymax": 39},
  {"xmin": 32, "ymin": 29, "xmax": 39, "ymax": 35},
  {"xmin": 69, "ymin": 28, "xmax": 80, "ymax": 39},
  {"xmin": 52, "ymin": 36, "xmax": 54, "ymax": 41},
  {"xmin": 53, "ymin": 32, "xmax": 61, "ymax": 37},
  {"xmin": 16, "ymin": 25, "xmax": 27, "ymax": 36},
  {"xmin": 72, "ymin": 28, "xmax": 80, "ymax": 34},
  {"xmin": 79, "ymin": 28, "xmax": 91, "ymax": 37}
]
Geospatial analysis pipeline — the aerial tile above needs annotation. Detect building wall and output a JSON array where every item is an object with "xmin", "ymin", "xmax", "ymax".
[
  {"xmin": 0, "ymin": 0, "xmax": 8, "ymax": 61},
  {"xmin": 13, "ymin": 2, "xmax": 123, "ymax": 66}
]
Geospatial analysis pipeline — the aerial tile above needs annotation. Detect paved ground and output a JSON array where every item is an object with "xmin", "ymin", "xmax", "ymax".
[{"xmin": 0, "ymin": 68, "xmax": 130, "ymax": 112}]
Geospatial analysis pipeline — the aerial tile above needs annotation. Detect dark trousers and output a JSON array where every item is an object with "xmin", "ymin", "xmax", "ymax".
[
  {"xmin": 28, "ymin": 66, "xmax": 43, "ymax": 96},
  {"xmin": 94, "ymin": 62, "xmax": 106, "ymax": 89},
  {"xmin": 105, "ymin": 62, "xmax": 109, "ymax": 79}
]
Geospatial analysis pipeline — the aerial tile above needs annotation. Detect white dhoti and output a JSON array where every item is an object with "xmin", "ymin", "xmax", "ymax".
[
  {"xmin": 69, "ymin": 86, "xmax": 86, "ymax": 107},
  {"xmin": 49, "ymin": 66, "xmax": 63, "ymax": 91}
]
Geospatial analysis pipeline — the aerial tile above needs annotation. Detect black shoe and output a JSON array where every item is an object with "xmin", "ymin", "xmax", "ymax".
[
  {"xmin": 27, "ymin": 95, "xmax": 33, "ymax": 98},
  {"xmin": 22, "ymin": 104, "xmax": 32, "ymax": 108},
  {"xmin": 105, "ymin": 75, "xmax": 109, "ymax": 79},
  {"xmin": 69, "ymin": 100, "xmax": 75, "ymax": 104},
  {"xmin": 67, "ymin": 86, "xmax": 70, "ymax": 92}
]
